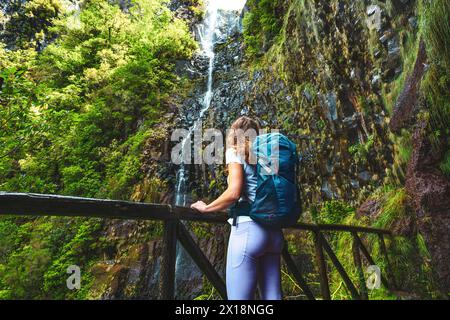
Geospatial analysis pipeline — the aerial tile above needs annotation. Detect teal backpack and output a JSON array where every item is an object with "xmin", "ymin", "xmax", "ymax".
[{"xmin": 230, "ymin": 133, "xmax": 301, "ymax": 228}]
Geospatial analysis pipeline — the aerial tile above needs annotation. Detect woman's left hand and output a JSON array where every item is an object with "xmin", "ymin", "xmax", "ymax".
[{"xmin": 191, "ymin": 201, "xmax": 208, "ymax": 213}]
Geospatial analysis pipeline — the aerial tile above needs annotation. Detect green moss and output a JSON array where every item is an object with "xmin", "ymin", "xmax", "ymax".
[
  {"xmin": 243, "ymin": 0, "xmax": 284, "ymax": 58},
  {"xmin": 420, "ymin": 0, "xmax": 450, "ymax": 151},
  {"xmin": 348, "ymin": 135, "xmax": 375, "ymax": 165},
  {"xmin": 381, "ymin": 32, "xmax": 419, "ymax": 115},
  {"xmin": 312, "ymin": 200, "xmax": 355, "ymax": 225},
  {"xmin": 373, "ymin": 188, "xmax": 407, "ymax": 229},
  {"xmin": 440, "ymin": 149, "xmax": 450, "ymax": 176},
  {"xmin": 397, "ymin": 131, "xmax": 413, "ymax": 164}
]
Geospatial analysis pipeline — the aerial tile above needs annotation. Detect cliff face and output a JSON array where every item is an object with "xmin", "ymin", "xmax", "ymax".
[
  {"xmin": 242, "ymin": 0, "xmax": 418, "ymax": 205},
  {"xmin": 168, "ymin": 0, "xmax": 420, "ymax": 206},
  {"xmin": 240, "ymin": 0, "xmax": 449, "ymax": 297}
]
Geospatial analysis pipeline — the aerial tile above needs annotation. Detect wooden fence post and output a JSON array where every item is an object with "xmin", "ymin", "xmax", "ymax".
[
  {"xmin": 177, "ymin": 222, "xmax": 227, "ymax": 299},
  {"xmin": 353, "ymin": 233, "xmax": 390, "ymax": 289},
  {"xmin": 352, "ymin": 232, "xmax": 369, "ymax": 300},
  {"xmin": 313, "ymin": 230, "xmax": 331, "ymax": 300},
  {"xmin": 160, "ymin": 217, "xmax": 177, "ymax": 300},
  {"xmin": 378, "ymin": 234, "xmax": 397, "ymax": 289},
  {"xmin": 320, "ymin": 233, "xmax": 361, "ymax": 300}
]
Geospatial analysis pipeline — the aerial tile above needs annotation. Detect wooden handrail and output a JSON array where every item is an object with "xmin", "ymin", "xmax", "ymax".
[
  {"xmin": 0, "ymin": 191, "xmax": 397, "ymax": 300},
  {"xmin": 0, "ymin": 192, "xmax": 392, "ymax": 235}
]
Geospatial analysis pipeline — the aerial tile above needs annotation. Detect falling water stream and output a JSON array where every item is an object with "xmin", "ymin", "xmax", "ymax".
[
  {"xmin": 174, "ymin": 0, "xmax": 218, "ymax": 207},
  {"xmin": 174, "ymin": 0, "xmax": 246, "ymax": 207},
  {"xmin": 172, "ymin": 0, "xmax": 246, "ymax": 297}
]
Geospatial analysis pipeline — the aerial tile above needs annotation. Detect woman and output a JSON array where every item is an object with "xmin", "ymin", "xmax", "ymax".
[{"xmin": 190, "ymin": 116, "xmax": 284, "ymax": 300}]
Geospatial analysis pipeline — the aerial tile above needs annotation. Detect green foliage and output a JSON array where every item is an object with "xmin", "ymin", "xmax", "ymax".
[
  {"xmin": 396, "ymin": 131, "xmax": 413, "ymax": 164},
  {"xmin": 242, "ymin": 0, "xmax": 283, "ymax": 57},
  {"xmin": 373, "ymin": 188, "xmax": 407, "ymax": 230},
  {"xmin": 0, "ymin": 66, "xmax": 46, "ymax": 189},
  {"xmin": 311, "ymin": 186, "xmax": 439, "ymax": 299},
  {"xmin": 0, "ymin": 0, "xmax": 196, "ymax": 299},
  {"xmin": 102, "ymin": 130, "xmax": 151, "ymax": 199},
  {"xmin": 381, "ymin": 25, "xmax": 419, "ymax": 115},
  {"xmin": 1, "ymin": 0, "xmax": 196, "ymax": 198},
  {"xmin": 0, "ymin": 216, "xmax": 103, "ymax": 299},
  {"xmin": 43, "ymin": 220, "xmax": 103, "ymax": 299},
  {"xmin": 1, "ymin": 0, "xmax": 63, "ymax": 49},
  {"xmin": 312, "ymin": 200, "xmax": 355, "ymax": 225},
  {"xmin": 324, "ymin": 192, "xmax": 437, "ymax": 299},
  {"xmin": 348, "ymin": 135, "xmax": 375, "ymax": 165},
  {"xmin": 369, "ymin": 187, "xmax": 438, "ymax": 297},
  {"xmin": 420, "ymin": 0, "xmax": 450, "ymax": 152},
  {"xmin": 440, "ymin": 149, "xmax": 450, "ymax": 177}
]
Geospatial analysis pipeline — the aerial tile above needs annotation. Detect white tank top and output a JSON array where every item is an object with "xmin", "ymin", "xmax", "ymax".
[{"xmin": 225, "ymin": 148, "xmax": 256, "ymax": 225}]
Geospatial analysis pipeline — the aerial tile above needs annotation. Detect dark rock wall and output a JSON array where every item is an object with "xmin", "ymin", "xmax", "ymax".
[{"xmin": 239, "ymin": 0, "xmax": 417, "ymax": 207}]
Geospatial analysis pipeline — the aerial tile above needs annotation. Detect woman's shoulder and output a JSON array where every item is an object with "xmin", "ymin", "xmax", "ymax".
[{"xmin": 225, "ymin": 148, "xmax": 244, "ymax": 165}]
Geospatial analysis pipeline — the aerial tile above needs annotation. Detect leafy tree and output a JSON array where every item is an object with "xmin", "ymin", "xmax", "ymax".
[{"xmin": 0, "ymin": 0, "xmax": 197, "ymax": 299}]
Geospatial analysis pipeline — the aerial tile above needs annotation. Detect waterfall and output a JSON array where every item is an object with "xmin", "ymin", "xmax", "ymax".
[
  {"xmin": 174, "ymin": 1, "xmax": 218, "ymax": 207},
  {"xmin": 174, "ymin": 0, "xmax": 246, "ymax": 207},
  {"xmin": 172, "ymin": 0, "xmax": 246, "ymax": 298}
]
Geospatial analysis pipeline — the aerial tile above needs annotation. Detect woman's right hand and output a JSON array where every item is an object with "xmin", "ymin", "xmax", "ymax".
[{"xmin": 191, "ymin": 201, "xmax": 208, "ymax": 213}]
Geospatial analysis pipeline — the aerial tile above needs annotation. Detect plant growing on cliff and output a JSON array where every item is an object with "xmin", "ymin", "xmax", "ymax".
[
  {"xmin": 325, "ymin": 187, "xmax": 437, "ymax": 299},
  {"xmin": 420, "ymin": 0, "xmax": 450, "ymax": 156},
  {"xmin": 242, "ymin": 0, "xmax": 283, "ymax": 57},
  {"xmin": 348, "ymin": 135, "xmax": 375, "ymax": 165},
  {"xmin": 43, "ymin": 219, "xmax": 103, "ymax": 299},
  {"xmin": 312, "ymin": 200, "xmax": 355, "ymax": 225}
]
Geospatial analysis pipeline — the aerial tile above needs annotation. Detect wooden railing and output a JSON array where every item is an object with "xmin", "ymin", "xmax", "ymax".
[{"xmin": 0, "ymin": 192, "xmax": 395, "ymax": 300}]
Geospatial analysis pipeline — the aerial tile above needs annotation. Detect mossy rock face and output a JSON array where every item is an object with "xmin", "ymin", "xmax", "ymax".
[
  {"xmin": 88, "ymin": 241, "xmax": 163, "ymax": 299},
  {"xmin": 172, "ymin": 1, "xmax": 419, "ymax": 208},
  {"xmin": 235, "ymin": 0, "xmax": 419, "ymax": 207}
]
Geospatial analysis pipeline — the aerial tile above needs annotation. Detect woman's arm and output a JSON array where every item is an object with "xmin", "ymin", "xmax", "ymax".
[{"xmin": 191, "ymin": 163, "xmax": 244, "ymax": 213}]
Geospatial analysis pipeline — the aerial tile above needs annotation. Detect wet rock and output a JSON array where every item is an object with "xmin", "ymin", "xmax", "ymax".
[
  {"xmin": 175, "ymin": 60, "xmax": 202, "ymax": 79},
  {"xmin": 343, "ymin": 113, "xmax": 360, "ymax": 129},
  {"xmin": 408, "ymin": 16, "xmax": 418, "ymax": 29},
  {"xmin": 371, "ymin": 74, "xmax": 382, "ymax": 86},
  {"xmin": 303, "ymin": 89, "xmax": 313, "ymax": 102},
  {"xmin": 321, "ymin": 92, "xmax": 338, "ymax": 122},
  {"xmin": 388, "ymin": 38, "xmax": 400, "ymax": 56},
  {"xmin": 358, "ymin": 171, "xmax": 372, "ymax": 182},
  {"xmin": 382, "ymin": 34, "xmax": 403, "ymax": 82},
  {"xmin": 356, "ymin": 198, "xmax": 381, "ymax": 219},
  {"xmin": 379, "ymin": 33, "xmax": 390, "ymax": 44},
  {"xmin": 170, "ymin": 0, "xmax": 204, "ymax": 31},
  {"xmin": 321, "ymin": 180, "xmax": 337, "ymax": 199},
  {"xmin": 350, "ymin": 179, "xmax": 360, "ymax": 189}
]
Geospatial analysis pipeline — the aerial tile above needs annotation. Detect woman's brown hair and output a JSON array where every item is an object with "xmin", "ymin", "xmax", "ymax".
[{"xmin": 226, "ymin": 116, "xmax": 261, "ymax": 164}]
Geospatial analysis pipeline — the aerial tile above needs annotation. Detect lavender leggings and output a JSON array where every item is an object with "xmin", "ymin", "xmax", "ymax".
[{"xmin": 226, "ymin": 220, "xmax": 284, "ymax": 300}]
